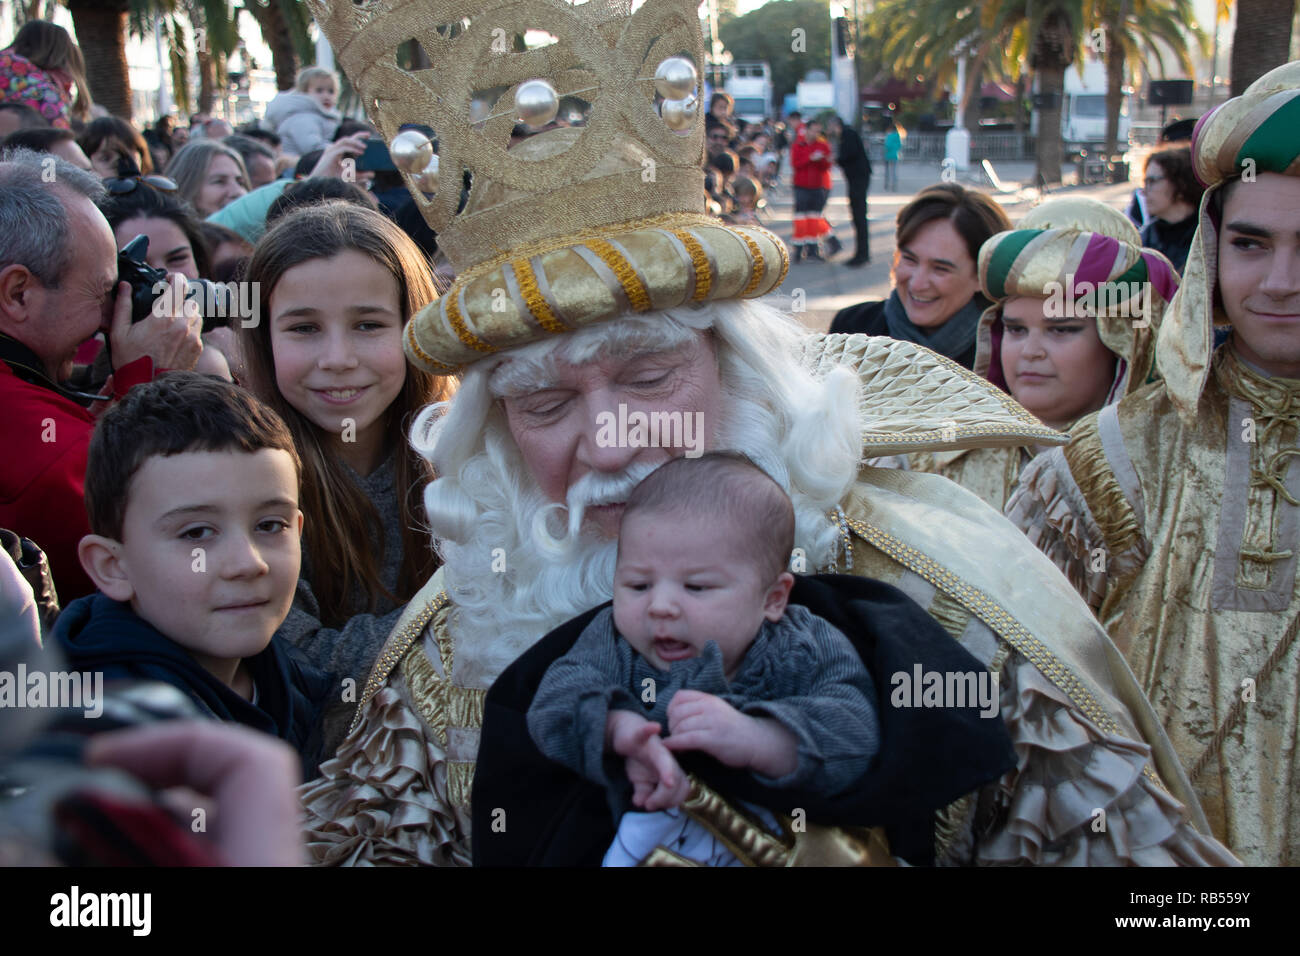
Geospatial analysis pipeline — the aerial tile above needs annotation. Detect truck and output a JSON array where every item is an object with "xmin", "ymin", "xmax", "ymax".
[
  {"xmin": 1032, "ymin": 56, "xmax": 1131, "ymax": 157},
  {"xmin": 723, "ymin": 61, "xmax": 774, "ymax": 125},
  {"xmin": 795, "ymin": 70, "xmax": 835, "ymax": 116}
]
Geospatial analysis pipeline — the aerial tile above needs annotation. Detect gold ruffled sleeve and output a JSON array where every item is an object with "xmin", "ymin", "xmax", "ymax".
[
  {"xmin": 973, "ymin": 650, "xmax": 1238, "ymax": 865},
  {"xmin": 1005, "ymin": 411, "xmax": 1147, "ymax": 613},
  {"xmin": 300, "ymin": 586, "xmax": 472, "ymax": 867},
  {"xmin": 299, "ymin": 673, "xmax": 471, "ymax": 866}
]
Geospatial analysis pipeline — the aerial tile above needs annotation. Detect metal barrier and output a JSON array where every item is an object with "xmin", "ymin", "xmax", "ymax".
[{"xmin": 868, "ymin": 131, "xmax": 1036, "ymax": 161}]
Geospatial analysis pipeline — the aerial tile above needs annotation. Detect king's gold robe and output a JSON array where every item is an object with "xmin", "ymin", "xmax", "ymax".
[{"xmin": 300, "ymin": 336, "xmax": 1237, "ymax": 867}]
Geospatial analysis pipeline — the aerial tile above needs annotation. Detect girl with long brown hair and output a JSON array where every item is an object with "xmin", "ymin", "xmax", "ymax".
[{"xmin": 242, "ymin": 201, "xmax": 451, "ymax": 752}]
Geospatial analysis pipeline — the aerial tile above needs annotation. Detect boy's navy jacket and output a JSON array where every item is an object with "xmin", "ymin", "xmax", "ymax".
[
  {"xmin": 472, "ymin": 573, "xmax": 1019, "ymax": 866},
  {"xmin": 54, "ymin": 593, "xmax": 333, "ymax": 774}
]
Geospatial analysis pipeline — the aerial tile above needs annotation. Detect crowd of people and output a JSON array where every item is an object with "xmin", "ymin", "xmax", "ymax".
[{"xmin": 0, "ymin": 13, "xmax": 1297, "ymax": 871}]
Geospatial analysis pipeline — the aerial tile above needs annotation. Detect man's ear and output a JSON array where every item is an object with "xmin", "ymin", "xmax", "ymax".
[
  {"xmin": 763, "ymin": 571, "xmax": 796, "ymax": 621},
  {"xmin": 0, "ymin": 263, "xmax": 39, "ymax": 325},
  {"xmin": 78, "ymin": 534, "xmax": 135, "ymax": 602}
]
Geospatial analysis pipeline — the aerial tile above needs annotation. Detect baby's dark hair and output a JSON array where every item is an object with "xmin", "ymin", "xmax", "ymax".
[
  {"xmin": 85, "ymin": 372, "xmax": 301, "ymax": 540},
  {"xmin": 622, "ymin": 452, "xmax": 794, "ymax": 583}
]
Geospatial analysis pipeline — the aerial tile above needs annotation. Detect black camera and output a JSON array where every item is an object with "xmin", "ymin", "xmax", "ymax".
[{"xmin": 117, "ymin": 234, "xmax": 235, "ymax": 333}]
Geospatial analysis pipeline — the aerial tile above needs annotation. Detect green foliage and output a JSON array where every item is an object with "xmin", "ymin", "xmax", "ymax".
[{"xmin": 718, "ymin": 0, "xmax": 833, "ymax": 102}]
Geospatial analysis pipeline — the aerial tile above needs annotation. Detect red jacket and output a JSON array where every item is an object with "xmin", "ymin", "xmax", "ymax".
[
  {"xmin": 0, "ymin": 348, "xmax": 155, "ymax": 601},
  {"xmin": 791, "ymin": 134, "xmax": 833, "ymax": 190}
]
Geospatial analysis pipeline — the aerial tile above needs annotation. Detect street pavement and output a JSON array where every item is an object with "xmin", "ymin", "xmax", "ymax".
[{"xmin": 758, "ymin": 158, "xmax": 1139, "ymax": 332}]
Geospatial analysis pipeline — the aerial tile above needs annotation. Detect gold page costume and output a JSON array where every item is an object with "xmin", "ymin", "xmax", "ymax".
[{"xmin": 1006, "ymin": 64, "xmax": 1300, "ymax": 864}]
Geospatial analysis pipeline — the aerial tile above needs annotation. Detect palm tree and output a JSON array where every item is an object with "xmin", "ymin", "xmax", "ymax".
[
  {"xmin": 1029, "ymin": 3, "xmax": 1084, "ymax": 184},
  {"xmin": 1096, "ymin": 0, "xmax": 1205, "ymax": 158},
  {"xmin": 871, "ymin": 0, "xmax": 1090, "ymax": 184},
  {"xmin": 132, "ymin": 0, "xmax": 238, "ymax": 118},
  {"xmin": 242, "ymin": 0, "xmax": 314, "ymax": 91},
  {"xmin": 1231, "ymin": 0, "xmax": 1295, "ymax": 96},
  {"xmin": 66, "ymin": 0, "xmax": 133, "ymax": 118}
]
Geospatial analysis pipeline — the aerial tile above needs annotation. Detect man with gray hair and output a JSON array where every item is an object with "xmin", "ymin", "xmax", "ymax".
[{"xmin": 0, "ymin": 148, "xmax": 203, "ymax": 600}]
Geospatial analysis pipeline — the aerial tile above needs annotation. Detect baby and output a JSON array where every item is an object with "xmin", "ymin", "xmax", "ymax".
[{"xmin": 526, "ymin": 451, "xmax": 880, "ymax": 865}]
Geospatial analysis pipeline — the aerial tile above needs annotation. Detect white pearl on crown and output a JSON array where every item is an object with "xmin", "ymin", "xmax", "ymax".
[
  {"xmin": 660, "ymin": 94, "xmax": 698, "ymax": 132},
  {"xmin": 390, "ymin": 129, "xmax": 434, "ymax": 174},
  {"xmin": 654, "ymin": 57, "xmax": 697, "ymax": 100},
  {"xmin": 516, "ymin": 79, "xmax": 559, "ymax": 129}
]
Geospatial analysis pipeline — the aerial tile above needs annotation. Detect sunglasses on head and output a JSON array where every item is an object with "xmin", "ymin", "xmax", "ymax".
[{"xmin": 104, "ymin": 174, "xmax": 179, "ymax": 195}]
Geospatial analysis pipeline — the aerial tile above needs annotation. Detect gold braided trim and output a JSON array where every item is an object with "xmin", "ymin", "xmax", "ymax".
[
  {"xmin": 842, "ymin": 515, "xmax": 1164, "ymax": 788},
  {"xmin": 447, "ymin": 684, "xmax": 486, "ymax": 729},
  {"xmin": 681, "ymin": 776, "xmax": 791, "ymax": 866},
  {"xmin": 1062, "ymin": 416, "xmax": 1143, "ymax": 560},
  {"xmin": 669, "ymin": 228, "xmax": 711, "ymax": 301},
  {"xmin": 445, "ymin": 293, "xmax": 496, "ymax": 355},
  {"xmin": 509, "ymin": 257, "xmax": 570, "ymax": 335},
  {"xmin": 448, "ymin": 761, "xmax": 476, "ymax": 809},
  {"xmin": 586, "ymin": 237, "xmax": 651, "ymax": 312},
  {"xmin": 405, "ymin": 322, "xmax": 460, "ymax": 375},
  {"xmin": 349, "ymin": 590, "xmax": 448, "ymax": 735},
  {"xmin": 403, "ymin": 639, "xmax": 448, "ymax": 746},
  {"xmin": 933, "ymin": 793, "xmax": 975, "ymax": 863},
  {"xmin": 735, "ymin": 229, "xmax": 768, "ymax": 298}
]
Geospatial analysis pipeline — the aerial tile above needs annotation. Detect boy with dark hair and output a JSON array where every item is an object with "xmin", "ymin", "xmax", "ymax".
[{"xmin": 54, "ymin": 371, "xmax": 331, "ymax": 775}]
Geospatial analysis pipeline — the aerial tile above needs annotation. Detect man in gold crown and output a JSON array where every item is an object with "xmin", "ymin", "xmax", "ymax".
[
  {"xmin": 1009, "ymin": 62, "xmax": 1300, "ymax": 866},
  {"xmin": 299, "ymin": 0, "xmax": 1234, "ymax": 865}
]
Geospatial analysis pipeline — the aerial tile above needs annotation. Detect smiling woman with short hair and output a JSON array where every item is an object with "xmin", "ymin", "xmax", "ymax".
[{"xmin": 829, "ymin": 183, "xmax": 1011, "ymax": 369}]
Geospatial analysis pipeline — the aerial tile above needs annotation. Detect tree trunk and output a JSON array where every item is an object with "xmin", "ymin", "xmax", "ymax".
[
  {"xmin": 1013, "ymin": 73, "xmax": 1027, "ymax": 134},
  {"xmin": 197, "ymin": 47, "xmax": 216, "ymax": 114},
  {"xmin": 960, "ymin": 46, "xmax": 989, "ymax": 129},
  {"xmin": 1031, "ymin": 8, "xmax": 1074, "ymax": 185},
  {"xmin": 246, "ymin": 1, "xmax": 300, "ymax": 91},
  {"xmin": 1036, "ymin": 63, "xmax": 1066, "ymax": 184},
  {"xmin": 1231, "ymin": 0, "xmax": 1296, "ymax": 96},
  {"xmin": 67, "ymin": 0, "xmax": 132, "ymax": 120},
  {"xmin": 1104, "ymin": 12, "xmax": 1125, "ymax": 158}
]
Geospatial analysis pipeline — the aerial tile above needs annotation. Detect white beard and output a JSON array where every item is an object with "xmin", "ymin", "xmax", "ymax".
[{"xmin": 416, "ymin": 299, "xmax": 862, "ymax": 689}]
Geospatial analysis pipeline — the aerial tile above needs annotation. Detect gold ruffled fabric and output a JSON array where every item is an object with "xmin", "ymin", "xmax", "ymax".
[
  {"xmin": 300, "ymin": 685, "xmax": 471, "ymax": 867},
  {"xmin": 1004, "ymin": 449, "xmax": 1108, "ymax": 612},
  {"xmin": 1060, "ymin": 415, "xmax": 1145, "ymax": 562},
  {"xmin": 978, "ymin": 652, "xmax": 1239, "ymax": 865}
]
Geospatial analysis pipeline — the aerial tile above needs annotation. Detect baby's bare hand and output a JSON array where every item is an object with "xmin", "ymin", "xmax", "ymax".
[
  {"xmin": 664, "ymin": 690, "xmax": 756, "ymax": 767},
  {"xmin": 608, "ymin": 714, "xmax": 690, "ymax": 810}
]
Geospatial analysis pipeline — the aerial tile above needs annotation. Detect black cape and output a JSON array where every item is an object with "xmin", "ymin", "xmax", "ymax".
[{"xmin": 472, "ymin": 573, "xmax": 1017, "ymax": 866}]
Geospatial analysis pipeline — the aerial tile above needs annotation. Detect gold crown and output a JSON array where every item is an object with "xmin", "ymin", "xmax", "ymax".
[{"xmin": 306, "ymin": 0, "xmax": 788, "ymax": 373}]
